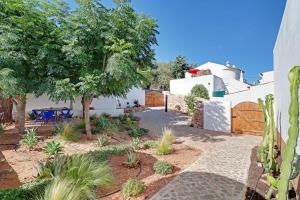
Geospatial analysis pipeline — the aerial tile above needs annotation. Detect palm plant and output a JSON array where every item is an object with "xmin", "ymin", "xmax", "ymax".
[
  {"xmin": 124, "ymin": 151, "xmax": 140, "ymax": 168},
  {"xmin": 96, "ymin": 134, "xmax": 109, "ymax": 147}
]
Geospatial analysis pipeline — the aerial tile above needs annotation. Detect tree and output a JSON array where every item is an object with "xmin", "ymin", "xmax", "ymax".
[
  {"xmin": 51, "ymin": 0, "xmax": 158, "ymax": 139},
  {"xmin": 0, "ymin": 0, "xmax": 66, "ymax": 134},
  {"xmin": 191, "ymin": 84, "xmax": 210, "ymax": 100},
  {"xmin": 151, "ymin": 63, "xmax": 172, "ymax": 90},
  {"xmin": 171, "ymin": 55, "xmax": 191, "ymax": 79}
]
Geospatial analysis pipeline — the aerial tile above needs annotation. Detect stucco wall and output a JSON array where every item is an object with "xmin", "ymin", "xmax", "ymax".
[
  {"xmin": 16, "ymin": 87, "xmax": 145, "ymax": 117},
  {"xmin": 273, "ymin": 0, "xmax": 300, "ymax": 151},
  {"xmin": 203, "ymin": 100, "xmax": 231, "ymax": 133},
  {"xmin": 224, "ymin": 82, "xmax": 274, "ymax": 107},
  {"xmin": 170, "ymin": 75, "xmax": 216, "ymax": 97}
]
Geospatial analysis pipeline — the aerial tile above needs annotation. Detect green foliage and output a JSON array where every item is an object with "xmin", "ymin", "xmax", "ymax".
[
  {"xmin": 129, "ymin": 128, "xmax": 149, "ymax": 137},
  {"xmin": 122, "ymin": 179, "xmax": 145, "ymax": 197},
  {"xmin": 97, "ymin": 115, "xmax": 110, "ymax": 129},
  {"xmin": 27, "ymin": 112, "xmax": 35, "ymax": 120},
  {"xmin": 44, "ymin": 141, "xmax": 63, "ymax": 157},
  {"xmin": 53, "ymin": 123, "xmax": 65, "ymax": 136},
  {"xmin": 88, "ymin": 144, "xmax": 132, "ymax": 162},
  {"xmin": 185, "ymin": 95, "xmax": 196, "ymax": 115},
  {"xmin": 39, "ymin": 178, "xmax": 81, "ymax": 200},
  {"xmin": 142, "ymin": 140, "xmax": 157, "ymax": 149},
  {"xmin": 156, "ymin": 140, "xmax": 172, "ymax": 155},
  {"xmin": 22, "ymin": 128, "xmax": 38, "ymax": 149},
  {"xmin": 278, "ymin": 66, "xmax": 300, "ymax": 200},
  {"xmin": 150, "ymin": 63, "xmax": 172, "ymax": 90},
  {"xmin": 0, "ymin": 180, "xmax": 50, "ymax": 200},
  {"xmin": 153, "ymin": 161, "xmax": 173, "ymax": 175},
  {"xmin": 190, "ymin": 84, "xmax": 210, "ymax": 100},
  {"xmin": 0, "ymin": 123, "xmax": 5, "ymax": 134},
  {"xmin": 60, "ymin": 124, "xmax": 81, "ymax": 142},
  {"xmin": 131, "ymin": 137, "xmax": 141, "ymax": 150},
  {"xmin": 96, "ymin": 134, "xmax": 109, "ymax": 147},
  {"xmin": 37, "ymin": 154, "xmax": 113, "ymax": 199},
  {"xmin": 72, "ymin": 121, "xmax": 85, "ymax": 131},
  {"xmin": 124, "ymin": 151, "xmax": 140, "ymax": 168},
  {"xmin": 171, "ymin": 55, "xmax": 191, "ymax": 79},
  {"xmin": 162, "ymin": 128, "xmax": 176, "ymax": 144}
]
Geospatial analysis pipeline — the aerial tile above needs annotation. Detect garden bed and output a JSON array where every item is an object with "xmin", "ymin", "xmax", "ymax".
[{"xmin": 0, "ymin": 115, "xmax": 201, "ymax": 200}]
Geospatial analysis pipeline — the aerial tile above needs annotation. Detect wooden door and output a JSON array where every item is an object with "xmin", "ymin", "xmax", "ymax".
[
  {"xmin": 145, "ymin": 90, "xmax": 164, "ymax": 107},
  {"xmin": 231, "ymin": 102, "xmax": 264, "ymax": 135}
]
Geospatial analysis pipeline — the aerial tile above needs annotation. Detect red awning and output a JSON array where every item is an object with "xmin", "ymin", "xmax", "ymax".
[{"xmin": 187, "ymin": 69, "xmax": 201, "ymax": 74}]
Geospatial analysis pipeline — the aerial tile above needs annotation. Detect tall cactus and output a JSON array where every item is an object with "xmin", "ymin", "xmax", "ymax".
[{"xmin": 277, "ymin": 66, "xmax": 300, "ymax": 200}]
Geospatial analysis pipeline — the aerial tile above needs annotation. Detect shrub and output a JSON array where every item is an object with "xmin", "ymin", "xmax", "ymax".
[
  {"xmin": 143, "ymin": 140, "xmax": 157, "ymax": 149},
  {"xmin": 40, "ymin": 178, "xmax": 81, "ymax": 200},
  {"xmin": 162, "ymin": 128, "xmax": 176, "ymax": 144},
  {"xmin": 72, "ymin": 121, "xmax": 85, "ymax": 131},
  {"xmin": 190, "ymin": 84, "xmax": 210, "ymax": 100},
  {"xmin": 156, "ymin": 140, "xmax": 172, "ymax": 155},
  {"xmin": 0, "ymin": 123, "xmax": 5, "ymax": 134},
  {"xmin": 129, "ymin": 128, "xmax": 149, "ymax": 137},
  {"xmin": 97, "ymin": 116, "xmax": 110, "ymax": 129},
  {"xmin": 44, "ymin": 141, "xmax": 63, "ymax": 157},
  {"xmin": 130, "ymin": 137, "xmax": 141, "ymax": 150},
  {"xmin": 0, "ymin": 179, "xmax": 50, "ymax": 200},
  {"xmin": 60, "ymin": 124, "xmax": 81, "ymax": 142},
  {"xmin": 122, "ymin": 179, "xmax": 145, "ymax": 197},
  {"xmin": 37, "ymin": 155, "xmax": 113, "ymax": 199},
  {"xmin": 88, "ymin": 144, "xmax": 132, "ymax": 162},
  {"xmin": 22, "ymin": 128, "xmax": 38, "ymax": 149},
  {"xmin": 185, "ymin": 94, "xmax": 196, "ymax": 115},
  {"xmin": 153, "ymin": 161, "xmax": 173, "ymax": 175},
  {"xmin": 53, "ymin": 123, "xmax": 65, "ymax": 136},
  {"xmin": 96, "ymin": 134, "xmax": 109, "ymax": 147},
  {"xmin": 124, "ymin": 151, "xmax": 140, "ymax": 168},
  {"xmin": 118, "ymin": 114, "xmax": 128, "ymax": 122}
]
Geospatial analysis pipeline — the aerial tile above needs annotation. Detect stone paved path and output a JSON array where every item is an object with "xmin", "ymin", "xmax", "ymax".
[{"xmin": 135, "ymin": 107, "xmax": 261, "ymax": 200}]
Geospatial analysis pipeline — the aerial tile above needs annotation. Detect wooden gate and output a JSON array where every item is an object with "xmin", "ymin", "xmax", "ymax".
[
  {"xmin": 145, "ymin": 90, "xmax": 164, "ymax": 107},
  {"xmin": 231, "ymin": 102, "xmax": 264, "ymax": 135},
  {"xmin": 0, "ymin": 99, "xmax": 13, "ymax": 123}
]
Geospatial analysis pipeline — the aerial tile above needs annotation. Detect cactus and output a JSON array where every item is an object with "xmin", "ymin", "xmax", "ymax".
[
  {"xmin": 257, "ymin": 94, "xmax": 277, "ymax": 172},
  {"xmin": 277, "ymin": 66, "xmax": 300, "ymax": 200}
]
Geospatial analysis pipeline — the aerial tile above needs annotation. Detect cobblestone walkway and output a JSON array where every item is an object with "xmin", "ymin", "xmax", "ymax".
[{"xmin": 135, "ymin": 108, "xmax": 261, "ymax": 200}]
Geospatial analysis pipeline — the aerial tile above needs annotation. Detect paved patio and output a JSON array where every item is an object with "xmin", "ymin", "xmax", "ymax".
[{"xmin": 135, "ymin": 107, "xmax": 261, "ymax": 200}]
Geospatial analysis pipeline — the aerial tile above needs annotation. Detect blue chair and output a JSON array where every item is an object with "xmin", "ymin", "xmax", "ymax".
[
  {"xmin": 32, "ymin": 110, "xmax": 42, "ymax": 123},
  {"xmin": 60, "ymin": 109, "xmax": 73, "ymax": 122},
  {"xmin": 42, "ymin": 111, "xmax": 56, "ymax": 125}
]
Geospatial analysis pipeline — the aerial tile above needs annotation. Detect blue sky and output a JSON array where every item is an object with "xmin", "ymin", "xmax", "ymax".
[{"xmin": 67, "ymin": 0, "xmax": 286, "ymax": 83}]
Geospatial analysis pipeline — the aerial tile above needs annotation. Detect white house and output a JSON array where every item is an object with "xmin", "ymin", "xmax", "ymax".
[
  {"xmin": 259, "ymin": 71, "xmax": 274, "ymax": 84},
  {"xmin": 170, "ymin": 61, "xmax": 250, "ymax": 97}
]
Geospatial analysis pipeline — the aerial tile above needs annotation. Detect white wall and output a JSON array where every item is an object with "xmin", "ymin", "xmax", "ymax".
[
  {"xmin": 16, "ymin": 87, "xmax": 145, "ymax": 117},
  {"xmin": 170, "ymin": 75, "xmax": 215, "ymax": 97},
  {"xmin": 259, "ymin": 71, "xmax": 274, "ymax": 84},
  {"xmin": 273, "ymin": 0, "xmax": 300, "ymax": 151},
  {"xmin": 203, "ymin": 100, "xmax": 231, "ymax": 133},
  {"xmin": 224, "ymin": 82, "xmax": 274, "ymax": 107}
]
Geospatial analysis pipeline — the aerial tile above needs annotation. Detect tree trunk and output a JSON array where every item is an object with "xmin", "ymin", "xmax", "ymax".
[
  {"xmin": 83, "ymin": 96, "xmax": 93, "ymax": 140},
  {"xmin": 15, "ymin": 95, "xmax": 26, "ymax": 134}
]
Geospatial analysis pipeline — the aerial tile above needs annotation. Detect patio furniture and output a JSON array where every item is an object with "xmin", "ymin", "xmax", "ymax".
[
  {"xmin": 59, "ymin": 108, "xmax": 73, "ymax": 121},
  {"xmin": 32, "ymin": 110, "xmax": 42, "ymax": 123},
  {"xmin": 42, "ymin": 111, "xmax": 56, "ymax": 124}
]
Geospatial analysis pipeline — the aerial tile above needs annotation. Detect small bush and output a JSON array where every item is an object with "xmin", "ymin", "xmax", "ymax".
[
  {"xmin": 96, "ymin": 134, "xmax": 109, "ymax": 147},
  {"xmin": 53, "ymin": 123, "xmax": 65, "ymax": 136},
  {"xmin": 129, "ymin": 128, "xmax": 149, "ymax": 137},
  {"xmin": 118, "ymin": 114, "xmax": 128, "ymax": 122},
  {"xmin": 72, "ymin": 121, "xmax": 85, "ymax": 131},
  {"xmin": 190, "ymin": 84, "xmax": 210, "ymax": 100},
  {"xmin": 185, "ymin": 94, "xmax": 196, "ymax": 115},
  {"xmin": 22, "ymin": 128, "xmax": 38, "ymax": 149},
  {"xmin": 44, "ymin": 141, "xmax": 63, "ymax": 157},
  {"xmin": 130, "ymin": 137, "xmax": 141, "ymax": 150},
  {"xmin": 88, "ymin": 144, "xmax": 132, "ymax": 162},
  {"xmin": 0, "ymin": 179, "xmax": 50, "ymax": 200},
  {"xmin": 156, "ymin": 140, "xmax": 172, "ymax": 155},
  {"xmin": 40, "ymin": 178, "xmax": 81, "ymax": 200},
  {"xmin": 0, "ymin": 123, "xmax": 5, "ymax": 134},
  {"xmin": 124, "ymin": 151, "xmax": 140, "ymax": 168},
  {"xmin": 143, "ymin": 140, "xmax": 157, "ymax": 149},
  {"xmin": 122, "ymin": 179, "xmax": 145, "ymax": 197},
  {"xmin": 153, "ymin": 161, "xmax": 173, "ymax": 175},
  {"xmin": 97, "ymin": 116, "xmax": 110, "ymax": 129},
  {"xmin": 60, "ymin": 124, "xmax": 81, "ymax": 142},
  {"xmin": 162, "ymin": 128, "xmax": 176, "ymax": 144}
]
